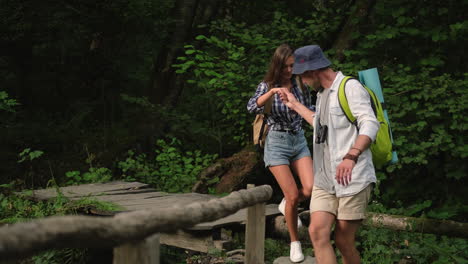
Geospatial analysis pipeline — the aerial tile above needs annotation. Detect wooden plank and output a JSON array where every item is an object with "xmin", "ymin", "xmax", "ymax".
[
  {"xmin": 117, "ymin": 195, "xmax": 210, "ymax": 206},
  {"xmin": 28, "ymin": 181, "xmax": 150, "ymax": 201},
  {"xmin": 121, "ymin": 203, "xmax": 202, "ymax": 212},
  {"xmin": 62, "ymin": 188, "xmax": 160, "ymax": 199},
  {"xmin": 146, "ymin": 193, "xmax": 215, "ymax": 203},
  {"xmin": 110, "ymin": 193, "xmax": 215, "ymax": 210},
  {"xmin": 113, "ymin": 233, "xmax": 160, "ymax": 264},
  {"xmin": 160, "ymin": 230, "xmax": 230, "ymax": 253},
  {"xmin": 245, "ymin": 184, "xmax": 265, "ymax": 264},
  {"xmin": 191, "ymin": 204, "xmax": 279, "ymax": 230},
  {"xmin": 101, "ymin": 188, "xmax": 158, "ymax": 195},
  {"xmin": 90, "ymin": 192, "xmax": 170, "ymax": 203},
  {"xmin": 113, "ymin": 198, "xmax": 210, "ymax": 212}
]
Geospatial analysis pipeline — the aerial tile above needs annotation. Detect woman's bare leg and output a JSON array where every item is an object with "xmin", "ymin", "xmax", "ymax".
[
  {"xmin": 269, "ymin": 164, "xmax": 300, "ymax": 242},
  {"xmin": 291, "ymin": 156, "xmax": 314, "ymax": 200}
]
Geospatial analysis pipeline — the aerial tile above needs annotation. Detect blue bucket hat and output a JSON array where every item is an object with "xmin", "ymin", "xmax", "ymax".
[{"xmin": 292, "ymin": 45, "xmax": 331, "ymax": 74}]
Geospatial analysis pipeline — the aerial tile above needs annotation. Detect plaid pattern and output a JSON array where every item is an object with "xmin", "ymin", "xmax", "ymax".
[{"xmin": 247, "ymin": 78, "xmax": 315, "ymax": 131}]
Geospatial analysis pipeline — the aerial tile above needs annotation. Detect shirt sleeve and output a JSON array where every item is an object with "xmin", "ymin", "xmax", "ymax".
[
  {"xmin": 345, "ymin": 80, "xmax": 380, "ymax": 141},
  {"xmin": 247, "ymin": 82, "xmax": 268, "ymax": 114}
]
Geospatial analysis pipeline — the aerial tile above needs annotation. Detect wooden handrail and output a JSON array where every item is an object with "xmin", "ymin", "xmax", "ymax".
[{"xmin": 0, "ymin": 185, "xmax": 272, "ymax": 261}]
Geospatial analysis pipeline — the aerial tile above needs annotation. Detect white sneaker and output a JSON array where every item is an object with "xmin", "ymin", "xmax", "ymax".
[
  {"xmin": 278, "ymin": 198, "xmax": 303, "ymax": 228},
  {"xmin": 290, "ymin": 241, "xmax": 305, "ymax": 263}
]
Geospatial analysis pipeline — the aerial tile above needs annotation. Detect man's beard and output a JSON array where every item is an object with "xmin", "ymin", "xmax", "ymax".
[
  {"xmin": 310, "ymin": 79, "xmax": 322, "ymax": 92},
  {"xmin": 302, "ymin": 76, "xmax": 321, "ymax": 91}
]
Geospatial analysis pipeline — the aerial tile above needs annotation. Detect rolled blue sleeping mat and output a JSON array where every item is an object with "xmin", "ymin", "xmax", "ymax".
[{"xmin": 358, "ymin": 68, "xmax": 398, "ymax": 164}]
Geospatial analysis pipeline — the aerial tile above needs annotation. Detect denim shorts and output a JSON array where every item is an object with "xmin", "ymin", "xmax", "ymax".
[{"xmin": 264, "ymin": 129, "xmax": 312, "ymax": 167}]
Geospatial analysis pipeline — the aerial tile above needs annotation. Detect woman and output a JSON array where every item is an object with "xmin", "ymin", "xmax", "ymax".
[{"xmin": 247, "ymin": 44, "xmax": 314, "ymax": 263}]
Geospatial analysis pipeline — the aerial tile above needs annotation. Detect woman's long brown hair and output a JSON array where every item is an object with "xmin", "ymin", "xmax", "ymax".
[{"xmin": 263, "ymin": 44, "xmax": 293, "ymax": 88}]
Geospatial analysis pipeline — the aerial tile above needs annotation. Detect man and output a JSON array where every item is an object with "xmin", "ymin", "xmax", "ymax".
[{"xmin": 278, "ymin": 45, "xmax": 379, "ymax": 264}]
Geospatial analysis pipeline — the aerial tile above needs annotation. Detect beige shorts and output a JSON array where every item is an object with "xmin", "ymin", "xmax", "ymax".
[{"xmin": 310, "ymin": 184, "xmax": 372, "ymax": 220}]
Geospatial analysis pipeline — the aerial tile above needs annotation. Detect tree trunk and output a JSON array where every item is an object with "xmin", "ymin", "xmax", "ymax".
[
  {"xmin": 151, "ymin": 0, "xmax": 199, "ymax": 106},
  {"xmin": 331, "ymin": 0, "xmax": 376, "ymax": 62},
  {"xmin": 193, "ymin": 0, "xmax": 219, "ymax": 27}
]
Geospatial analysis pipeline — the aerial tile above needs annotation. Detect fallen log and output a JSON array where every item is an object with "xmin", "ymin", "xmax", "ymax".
[
  {"xmin": 269, "ymin": 212, "xmax": 310, "ymax": 241},
  {"xmin": 270, "ymin": 211, "xmax": 468, "ymax": 239},
  {"xmin": 193, "ymin": 147, "xmax": 266, "ymax": 194},
  {"xmin": 365, "ymin": 212, "xmax": 468, "ymax": 238}
]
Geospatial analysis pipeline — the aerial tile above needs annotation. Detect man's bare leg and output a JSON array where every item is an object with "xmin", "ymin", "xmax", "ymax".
[
  {"xmin": 335, "ymin": 219, "xmax": 361, "ymax": 264},
  {"xmin": 309, "ymin": 211, "xmax": 337, "ymax": 264}
]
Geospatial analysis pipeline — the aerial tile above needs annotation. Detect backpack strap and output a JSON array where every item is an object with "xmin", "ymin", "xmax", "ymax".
[
  {"xmin": 338, "ymin": 76, "xmax": 358, "ymax": 125},
  {"xmin": 264, "ymin": 83, "xmax": 274, "ymax": 115},
  {"xmin": 257, "ymin": 83, "xmax": 274, "ymax": 145},
  {"xmin": 338, "ymin": 76, "xmax": 378, "ymax": 126}
]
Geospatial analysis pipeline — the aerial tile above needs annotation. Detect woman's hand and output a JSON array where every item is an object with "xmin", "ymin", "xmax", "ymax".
[
  {"xmin": 256, "ymin": 87, "xmax": 286, "ymax": 107},
  {"xmin": 269, "ymin": 88, "xmax": 285, "ymax": 95}
]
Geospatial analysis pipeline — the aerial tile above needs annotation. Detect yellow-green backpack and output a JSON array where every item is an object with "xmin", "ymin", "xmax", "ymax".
[{"xmin": 338, "ymin": 76, "xmax": 392, "ymax": 168}]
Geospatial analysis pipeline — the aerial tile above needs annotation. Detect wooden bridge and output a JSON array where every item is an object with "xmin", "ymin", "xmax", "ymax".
[
  {"xmin": 23, "ymin": 181, "xmax": 283, "ymax": 253},
  {"xmin": 2, "ymin": 181, "xmax": 464, "ymax": 263},
  {"xmin": 0, "ymin": 181, "xmax": 317, "ymax": 263}
]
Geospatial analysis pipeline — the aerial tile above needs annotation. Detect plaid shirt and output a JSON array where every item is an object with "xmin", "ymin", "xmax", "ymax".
[{"xmin": 247, "ymin": 78, "xmax": 315, "ymax": 131}]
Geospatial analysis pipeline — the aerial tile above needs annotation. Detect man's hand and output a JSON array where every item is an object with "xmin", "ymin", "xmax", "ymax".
[
  {"xmin": 278, "ymin": 89, "xmax": 298, "ymax": 109},
  {"xmin": 278, "ymin": 88, "xmax": 315, "ymax": 126},
  {"xmin": 335, "ymin": 159, "xmax": 356, "ymax": 186}
]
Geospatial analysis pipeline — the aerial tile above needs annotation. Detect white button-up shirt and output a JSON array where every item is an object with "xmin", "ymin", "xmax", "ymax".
[{"xmin": 313, "ymin": 72, "xmax": 379, "ymax": 197}]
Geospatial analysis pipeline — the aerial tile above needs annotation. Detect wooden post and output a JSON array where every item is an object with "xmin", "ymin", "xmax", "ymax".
[
  {"xmin": 245, "ymin": 184, "xmax": 266, "ymax": 264},
  {"xmin": 113, "ymin": 233, "xmax": 160, "ymax": 264}
]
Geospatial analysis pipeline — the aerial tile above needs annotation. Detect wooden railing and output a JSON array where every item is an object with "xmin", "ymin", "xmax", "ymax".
[{"xmin": 0, "ymin": 185, "xmax": 272, "ymax": 264}]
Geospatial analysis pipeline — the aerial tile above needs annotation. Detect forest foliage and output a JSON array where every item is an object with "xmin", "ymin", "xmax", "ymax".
[{"xmin": 0, "ymin": 0, "xmax": 467, "ymax": 263}]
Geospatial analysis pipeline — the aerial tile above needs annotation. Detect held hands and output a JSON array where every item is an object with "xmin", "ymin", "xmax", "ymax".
[
  {"xmin": 335, "ymin": 159, "xmax": 356, "ymax": 186},
  {"xmin": 277, "ymin": 89, "xmax": 298, "ymax": 109},
  {"xmin": 277, "ymin": 88, "xmax": 315, "ymax": 126}
]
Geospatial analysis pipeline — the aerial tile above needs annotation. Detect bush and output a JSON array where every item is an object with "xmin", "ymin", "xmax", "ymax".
[{"xmin": 119, "ymin": 137, "xmax": 218, "ymax": 192}]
